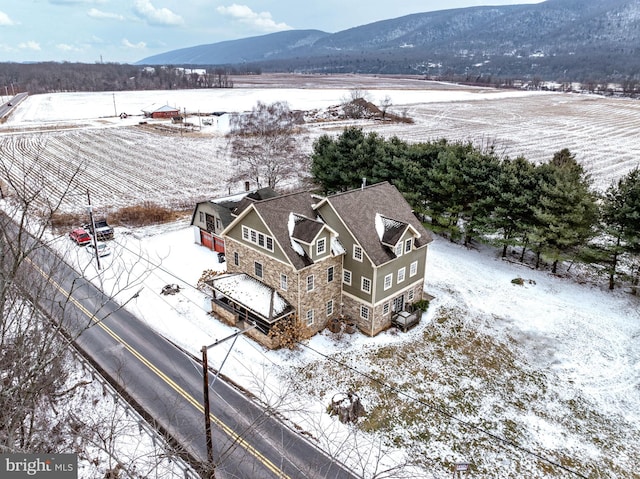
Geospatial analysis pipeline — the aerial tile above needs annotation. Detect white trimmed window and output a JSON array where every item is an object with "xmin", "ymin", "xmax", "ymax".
[
  {"xmin": 317, "ymin": 237, "xmax": 326, "ymax": 256},
  {"xmin": 384, "ymin": 273, "xmax": 393, "ymax": 291},
  {"xmin": 405, "ymin": 238, "xmax": 412, "ymax": 253},
  {"xmin": 360, "ymin": 305, "xmax": 370, "ymax": 320},
  {"xmin": 242, "ymin": 226, "xmax": 274, "ymax": 252},
  {"xmin": 327, "ymin": 266, "xmax": 335, "ymax": 283},
  {"xmin": 306, "ymin": 309, "xmax": 315, "ymax": 326},
  {"xmin": 408, "ymin": 289, "xmax": 415, "ymax": 301},
  {"xmin": 326, "ymin": 300, "xmax": 334, "ymax": 317},
  {"xmin": 343, "ymin": 269, "xmax": 352, "ymax": 285},
  {"xmin": 394, "ymin": 243, "xmax": 403, "ymax": 257},
  {"xmin": 410, "ymin": 260, "xmax": 418, "ymax": 277},
  {"xmin": 383, "ymin": 302, "xmax": 390, "ymax": 316},
  {"xmin": 361, "ymin": 276, "xmax": 371, "ymax": 294},
  {"xmin": 233, "ymin": 252, "xmax": 239, "ymax": 266},
  {"xmin": 397, "ymin": 267, "xmax": 406, "ymax": 283},
  {"xmin": 353, "ymin": 245, "xmax": 363, "ymax": 262},
  {"xmin": 307, "ymin": 274, "xmax": 315, "ymax": 292},
  {"xmin": 254, "ymin": 261, "xmax": 263, "ymax": 278},
  {"xmin": 280, "ymin": 274, "xmax": 288, "ymax": 291}
]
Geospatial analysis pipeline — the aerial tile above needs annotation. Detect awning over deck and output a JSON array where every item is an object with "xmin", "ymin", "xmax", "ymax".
[{"xmin": 205, "ymin": 273, "xmax": 294, "ymax": 334}]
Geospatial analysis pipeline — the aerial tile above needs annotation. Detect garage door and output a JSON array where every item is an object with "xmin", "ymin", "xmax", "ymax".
[
  {"xmin": 201, "ymin": 231, "xmax": 213, "ymax": 249},
  {"xmin": 213, "ymin": 236, "xmax": 225, "ymax": 253}
]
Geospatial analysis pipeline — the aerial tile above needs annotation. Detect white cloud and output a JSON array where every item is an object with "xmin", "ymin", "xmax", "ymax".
[
  {"xmin": 0, "ymin": 11, "xmax": 16, "ymax": 26},
  {"xmin": 18, "ymin": 41, "xmax": 41, "ymax": 51},
  {"xmin": 56, "ymin": 43, "xmax": 82, "ymax": 52},
  {"xmin": 217, "ymin": 4, "xmax": 291, "ymax": 32},
  {"xmin": 87, "ymin": 8, "xmax": 125, "ymax": 21},
  {"xmin": 122, "ymin": 38, "xmax": 147, "ymax": 49},
  {"xmin": 133, "ymin": 0, "xmax": 183, "ymax": 26}
]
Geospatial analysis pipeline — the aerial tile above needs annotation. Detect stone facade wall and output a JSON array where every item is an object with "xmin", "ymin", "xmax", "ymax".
[
  {"xmin": 225, "ymin": 237, "xmax": 343, "ymax": 339},
  {"xmin": 344, "ymin": 280, "xmax": 425, "ymax": 336},
  {"xmin": 297, "ymin": 256, "xmax": 343, "ymax": 338}
]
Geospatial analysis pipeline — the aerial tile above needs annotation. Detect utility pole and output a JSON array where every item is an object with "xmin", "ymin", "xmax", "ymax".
[
  {"xmin": 86, "ymin": 189, "xmax": 101, "ymax": 270},
  {"xmin": 201, "ymin": 324, "xmax": 256, "ymax": 467},
  {"xmin": 112, "ymin": 92, "xmax": 117, "ymax": 117}
]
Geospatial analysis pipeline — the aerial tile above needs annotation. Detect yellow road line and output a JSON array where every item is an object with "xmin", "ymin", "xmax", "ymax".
[{"xmin": 28, "ymin": 257, "xmax": 290, "ymax": 479}]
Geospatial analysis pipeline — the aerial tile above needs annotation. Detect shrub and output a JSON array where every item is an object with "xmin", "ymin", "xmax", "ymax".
[
  {"xmin": 412, "ymin": 299, "xmax": 431, "ymax": 312},
  {"xmin": 111, "ymin": 202, "xmax": 181, "ymax": 227}
]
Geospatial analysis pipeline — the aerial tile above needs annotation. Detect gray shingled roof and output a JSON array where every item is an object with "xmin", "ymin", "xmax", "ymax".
[
  {"xmin": 378, "ymin": 214, "xmax": 409, "ymax": 246},
  {"xmin": 233, "ymin": 187, "xmax": 279, "ymax": 216},
  {"xmin": 325, "ymin": 182, "xmax": 433, "ymax": 266},
  {"xmin": 252, "ymin": 191, "xmax": 320, "ymax": 270},
  {"xmin": 291, "ymin": 214, "xmax": 324, "ymax": 244}
]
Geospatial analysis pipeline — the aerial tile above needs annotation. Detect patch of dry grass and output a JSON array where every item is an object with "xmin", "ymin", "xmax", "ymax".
[{"xmin": 284, "ymin": 305, "xmax": 638, "ymax": 478}]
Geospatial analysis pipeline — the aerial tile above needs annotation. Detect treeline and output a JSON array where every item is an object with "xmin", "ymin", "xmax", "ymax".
[
  {"xmin": 311, "ymin": 127, "xmax": 640, "ymax": 291},
  {"xmin": 0, "ymin": 62, "xmax": 241, "ymax": 95}
]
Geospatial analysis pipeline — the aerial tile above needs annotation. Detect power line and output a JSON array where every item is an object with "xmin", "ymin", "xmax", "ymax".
[{"xmin": 96, "ymin": 232, "xmax": 589, "ymax": 477}]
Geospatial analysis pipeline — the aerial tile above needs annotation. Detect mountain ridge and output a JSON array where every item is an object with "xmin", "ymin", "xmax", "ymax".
[{"xmin": 137, "ymin": 0, "xmax": 640, "ymax": 81}]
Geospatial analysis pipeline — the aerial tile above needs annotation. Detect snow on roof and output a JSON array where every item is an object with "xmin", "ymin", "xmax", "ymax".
[
  {"xmin": 331, "ymin": 236, "xmax": 346, "ymax": 256},
  {"xmin": 376, "ymin": 213, "xmax": 409, "ymax": 246},
  {"xmin": 288, "ymin": 213, "xmax": 307, "ymax": 257},
  {"xmin": 210, "ymin": 273, "xmax": 290, "ymax": 320}
]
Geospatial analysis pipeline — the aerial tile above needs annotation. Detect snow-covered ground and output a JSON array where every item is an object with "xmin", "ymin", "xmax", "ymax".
[
  {"xmin": 51, "ymin": 218, "xmax": 640, "ymax": 478},
  {"xmin": 3, "ymin": 76, "xmax": 639, "ymax": 477}
]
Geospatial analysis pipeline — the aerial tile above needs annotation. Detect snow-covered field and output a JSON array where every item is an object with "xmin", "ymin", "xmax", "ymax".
[
  {"xmin": 3, "ymin": 75, "xmax": 640, "ymax": 477},
  {"xmin": 2, "ymin": 76, "xmax": 639, "ymax": 215}
]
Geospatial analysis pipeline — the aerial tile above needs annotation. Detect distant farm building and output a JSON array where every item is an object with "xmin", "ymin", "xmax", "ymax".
[{"xmin": 142, "ymin": 104, "xmax": 180, "ymax": 119}]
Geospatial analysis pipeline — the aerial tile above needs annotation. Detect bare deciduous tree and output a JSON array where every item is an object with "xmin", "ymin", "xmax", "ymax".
[
  {"xmin": 228, "ymin": 101, "xmax": 307, "ymax": 190},
  {"xmin": 0, "ymin": 138, "xmax": 166, "ymax": 472}
]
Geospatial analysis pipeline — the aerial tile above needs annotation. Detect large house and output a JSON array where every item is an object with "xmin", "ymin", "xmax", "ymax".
[{"xmin": 206, "ymin": 182, "xmax": 433, "ymax": 348}]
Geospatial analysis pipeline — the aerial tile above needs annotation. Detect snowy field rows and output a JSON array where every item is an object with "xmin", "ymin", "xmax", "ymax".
[
  {"xmin": 2, "ymin": 76, "xmax": 640, "ymax": 478},
  {"xmin": 2, "ymin": 78, "xmax": 640, "ymax": 214}
]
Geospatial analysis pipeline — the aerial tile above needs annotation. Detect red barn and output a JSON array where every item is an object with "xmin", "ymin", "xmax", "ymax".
[{"xmin": 142, "ymin": 104, "xmax": 180, "ymax": 119}]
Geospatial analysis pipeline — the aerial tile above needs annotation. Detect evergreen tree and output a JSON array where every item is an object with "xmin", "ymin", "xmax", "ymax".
[
  {"xmin": 484, "ymin": 156, "xmax": 538, "ymax": 257},
  {"xmin": 532, "ymin": 150, "xmax": 598, "ymax": 273},
  {"xmin": 457, "ymin": 147, "xmax": 502, "ymax": 246},
  {"xmin": 423, "ymin": 144, "xmax": 468, "ymax": 238},
  {"xmin": 597, "ymin": 168, "xmax": 640, "ymax": 290},
  {"xmin": 311, "ymin": 127, "xmax": 386, "ymax": 193}
]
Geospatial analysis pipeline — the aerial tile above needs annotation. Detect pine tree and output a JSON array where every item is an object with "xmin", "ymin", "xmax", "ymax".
[
  {"xmin": 597, "ymin": 168, "xmax": 640, "ymax": 290},
  {"xmin": 532, "ymin": 150, "xmax": 598, "ymax": 273},
  {"xmin": 311, "ymin": 127, "xmax": 386, "ymax": 193},
  {"xmin": 485, "ymin": 156, "xmax": 538, "ymax": 257}
]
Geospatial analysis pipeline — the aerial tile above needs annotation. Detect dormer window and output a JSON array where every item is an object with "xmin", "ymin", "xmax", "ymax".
[
  {"xmin": 394, "ymin": 243, "xmax": 403, "ymax": 257},
  {"xmin": 405, "ymin": 238, "xmax": 412, "ymax": 253},
  {"xmin": 316, "ymin": 237, "xmax": 326, "ymax": 256}
]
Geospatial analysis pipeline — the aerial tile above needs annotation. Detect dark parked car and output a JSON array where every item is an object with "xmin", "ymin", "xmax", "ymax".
[
  {"xmin": 83, "ymin": 219, "xmax": 114, "ymax": 240},
  {"xmin": 69, "ymin": 228, "xmax": 92, "ymax": 246}
]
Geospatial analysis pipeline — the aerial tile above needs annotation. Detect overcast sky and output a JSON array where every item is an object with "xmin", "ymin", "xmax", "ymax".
[{"xmin": 0, "ymin": 1, "xmax": 545, "ymax": 64}]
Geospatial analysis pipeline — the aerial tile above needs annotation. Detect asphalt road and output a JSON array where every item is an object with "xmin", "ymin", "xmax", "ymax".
[
  {"xmin": 11, "ymin": 218, "xmax": 358, "ymax": 479},
  {"xmin": 0, "ymin": 92, "xmax": 28, "ymax": 118}
]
